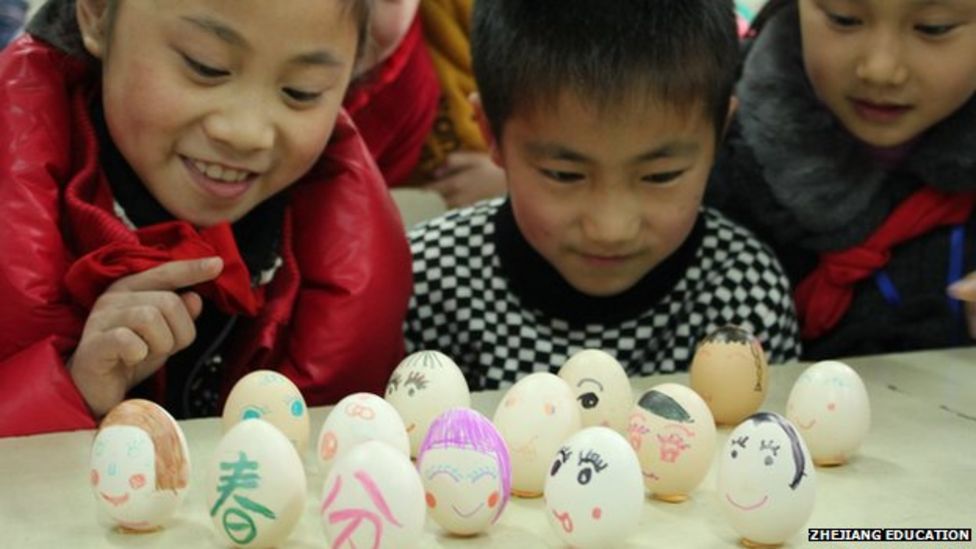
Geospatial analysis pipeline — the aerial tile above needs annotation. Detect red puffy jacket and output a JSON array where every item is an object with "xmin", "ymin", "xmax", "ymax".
[{"xmin": 0, "ymin": 37, "xmax": 412, "ymax": 437}]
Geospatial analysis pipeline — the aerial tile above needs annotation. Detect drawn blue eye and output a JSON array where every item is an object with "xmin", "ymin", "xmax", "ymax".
[
  {"xmin": 290, "ymin": 398, "xmax": 304, "ymax": 417},
  {"xmin": 242, "ymin": 406, "xmax": 263, "ymax": 420}
]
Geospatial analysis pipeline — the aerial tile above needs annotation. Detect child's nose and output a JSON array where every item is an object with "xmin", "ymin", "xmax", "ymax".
[
  {"xmin": 581, "ymin": 192, "xmax": 642, "ymax": 247},
  {"xmin": 204, "ymin": 96, "xmax": 275, "ymax": 153},
  {"xmin": 855, "ymin": 33, "xmax": 909, "ymax": 88}
]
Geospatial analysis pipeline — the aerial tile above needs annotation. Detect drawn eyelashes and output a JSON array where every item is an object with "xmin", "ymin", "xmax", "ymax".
[
  {"xmin": 730, "ymin": 435, "xmax": 748, "ymax": 458},
  {"xmin": 577, "ymin": 449, "xmax": 607, "ymax": 485},
  {"xmin": 550, "ymin": 447, "xmax": 571, "ymax": 477},
  {"xmin": 386, "ymin": 374, "xmax": 401, "ymax": 393},
  {"xmin": 426, "ymin": 464, "xmax": 498, "ymax": 483},
  {"xmin": 729, "ymin": 436, "xmax": 780, "ymax": 465},
  {"xmin": 404, "ymin": 371, "xmax": 429, "ymax": 394}
]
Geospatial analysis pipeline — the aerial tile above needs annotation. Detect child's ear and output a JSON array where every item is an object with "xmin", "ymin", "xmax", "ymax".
[
  {"xmin": 469, "ymin": 92, "xmax": 503, "ymax": 167},
  {"xmin": 76, "ymin": 0, "xmax": 111, "ymax": 59}
]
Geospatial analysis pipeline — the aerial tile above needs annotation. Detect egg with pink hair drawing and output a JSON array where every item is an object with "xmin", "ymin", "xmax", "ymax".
[
  {"xmin": 385, "ymin": 350, "xmax": 471, "ymax": 458},
  {"xmin": 89, "ymin": 399, "xmax": 189, "ymax": 532},
  {"xmin": 543, "ymin": 427, "xmax": 643, "ymax": 548},
  {"xmin": 628, "ymin": 383, "xmax": 715, "ymax": 502},
  {"xmin": 417, "ymin": 408, "xmax": 511, "ymax": 535},
  {"xmin": 558, "ymin": 349, "xmax": 634, "ymax": 434},
  {"xmin": 718, "ymin": 412, "xmax": 816, "ymax": 546},
  {"xmin": 786, "ymin": 360, "xmax": 870, "ymax": 466},
  {"xmin": 492, "ymin": 372, "xmax": 581, "ymax": 497}
]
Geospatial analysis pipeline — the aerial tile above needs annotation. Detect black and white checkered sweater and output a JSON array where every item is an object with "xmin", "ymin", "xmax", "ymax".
[{"xmin": 405, "ymin": 198, "xmax": 800, "ymax": 391}]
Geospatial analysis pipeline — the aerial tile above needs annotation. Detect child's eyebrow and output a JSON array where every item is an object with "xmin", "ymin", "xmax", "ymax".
[
  {"xmin": 632, "ymin": 141, "xmax": 701, "ymax": 162},
  {"xmin": 181, "ymin": 15, "xmax": 345, "ymax": 68},
  {"xmin": 524, "ymin": 140, "xmax": 700, "ymax": 164}
]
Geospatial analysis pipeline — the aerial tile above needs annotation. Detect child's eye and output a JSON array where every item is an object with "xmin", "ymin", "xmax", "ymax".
[
  {"xmin": 825, "ymin": 12, "xmax": 862, "ymax": 28},
  {"xmin": 181, "ymin": 53, "xmax": 229, "ymax": 78},
  {"xmin": 914, "ymin": 23, "xmax": 957, "ymax": 37},
  {"xmin": 539, "ymin": 169, "xmax": 584, "ymax": 183},
  {"xmin": 283, "ymin": 87, "xmax": 323, "ymax": 103},
  {"xmin": 642, "ymin": 170, "xmax": 684, "ymax": 185}
]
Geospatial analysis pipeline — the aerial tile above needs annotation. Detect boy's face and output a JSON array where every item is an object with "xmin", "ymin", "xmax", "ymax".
[
  {"xmin": 799, "ymin": 0, "xmax": 976, "ymax": 148},
  {"xmin": 80, "ymin": 0, "xmax": 360, "ymax": 227},
  {"xmin": 493, "ymin": 92, "xmax": 720, "ymax": 297}
]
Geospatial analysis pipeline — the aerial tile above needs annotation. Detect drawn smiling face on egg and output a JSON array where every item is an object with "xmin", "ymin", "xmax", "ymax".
[{"xmin": 717, "ymin": 412, "xmax": 816, "ymax": 546}]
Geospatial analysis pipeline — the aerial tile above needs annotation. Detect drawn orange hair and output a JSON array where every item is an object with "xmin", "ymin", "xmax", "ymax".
[{"xmin": 99, "ymin": 399, "xmax": 189, "ymax": 492}]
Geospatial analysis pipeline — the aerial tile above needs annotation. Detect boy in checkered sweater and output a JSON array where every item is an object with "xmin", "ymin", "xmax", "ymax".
[{"xmin": 404, "ymin": 0, "xmax": 801, "ymax": 390}]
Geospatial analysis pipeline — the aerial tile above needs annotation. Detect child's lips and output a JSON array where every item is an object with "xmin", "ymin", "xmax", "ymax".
[{"xmin": 851, "ymin": 98, "xmax": 912, "ymax": 123}]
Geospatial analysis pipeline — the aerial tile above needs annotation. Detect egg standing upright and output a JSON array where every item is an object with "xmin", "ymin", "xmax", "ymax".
[
  {"xmin": 558, "ymin": 349, "xmax": 634, "ymax": 434},
  {"xmin": 718, "ymin": 412, "xmax": 816, "ymax": 547},
  {"xmin": 416, "ymin": 407, "xmax": 511, "ymax": 535},
  {"xmin": 786, "ymin": 360, "xmax": 870, "ymax": 466},
  {"xmin": 385, "ymin": 350, "xmax": 471, "ymax": 457},
  {"xmin": 628, "ymin": 383, "xmax": 715, "ymax": 502},
  {"xmin": 222, "ymin": 369, "xmax": 310, "ymax": 453},
  {"xmin": 543, "ymin": 426, "xmax": 644, "ymax": 548},
  {"xmin": 492, "ymin": 372, "xmax": 582, "ymax": 497},
  {"xmin": 89, "ymin": 399, "xmax": 190, "ymax": 532},
  {"xmin": 690, "ymin": 325, "xmax": 769, "ymax": 425}
]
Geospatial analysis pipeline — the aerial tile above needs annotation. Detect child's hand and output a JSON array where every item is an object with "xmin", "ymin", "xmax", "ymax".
[
  {"xmin": 67, "ymin": 257, "xmax": 224, "ymax": 417},
  {"xmin": 947, "ymin": 272, "xmax": 976, "ymax": 339},
  {"xmin": 425, "ymin": 151, "xmax": 507, "ymax": 209}
]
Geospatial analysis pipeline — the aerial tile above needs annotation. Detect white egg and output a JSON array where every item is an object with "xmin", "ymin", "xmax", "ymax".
[
  {"xmin": 315, "ymin": 392, "xmax": 410, "ymax": 476},
  {"xmin": 89, "ymin": 399, "xmax": 189, "ymax": 532},
  {"xmin": 690, "ymin": 325, "xmax": 769, "ymax": 425},
  {"xmin": 320, "ymin": 440, "xmax": 426, "ymax": 548},
  {"xmin": 416, "ymin": 408, "xmax": 511, "ymax": 535},
  {"xmin": 222, "ymin": 370, "xmax": 310, "ymax": 454},
  {"xmin": 628, "ymin": 383, "xmax": 716, "ymax": 502},
  {"xmin": 384, "ymin": 350, "xmax": 471, "ymax": 457},
  {"xmin": 718, "ymin": 412, "xmax": 816, "ymax": 546},
  {"xmin": 207, "ymin": 419, "xmax": 306, "ymax": 548},
  {"xmin": 786, "ymin": 360, "xmax": 870, "ymax": 466},
  {"xmin": 543, "ymin": 427, "xmax": 644, "ymax": 548},
  {"xmin": 558, "ymin": 349, "xmax": 634, "ymax": 435},
  {"xmin": 492, "ymin": 372, "xmax": 582, "ymax": 497}
]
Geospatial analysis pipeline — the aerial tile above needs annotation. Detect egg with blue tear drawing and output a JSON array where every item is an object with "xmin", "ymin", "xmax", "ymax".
[
  {"xmin": 718, "ymin": 412, "xmax": 816, "ymax": 547},
  {"xmin": 222, "ymin": 370, "xmax": 310, "ymax": 454}
]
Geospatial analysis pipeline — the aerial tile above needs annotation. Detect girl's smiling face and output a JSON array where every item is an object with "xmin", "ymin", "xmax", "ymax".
[{"xmin": 78, "ymin": 0, "xmax": 361, "ymax": 226}]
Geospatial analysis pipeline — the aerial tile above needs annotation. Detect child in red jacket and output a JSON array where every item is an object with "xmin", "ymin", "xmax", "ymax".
[{"xmin": 0, "ymin": 0, "xmax": 412, "ymax": 436}]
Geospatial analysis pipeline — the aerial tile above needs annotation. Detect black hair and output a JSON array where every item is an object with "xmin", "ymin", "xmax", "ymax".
[
  {"xmin": 27, "ymin": 0, "xmax": 373, "ymax": 67},
  {"xmin": 745, "ymin": 0, "xmax": 793, "ymax": 38},
  {"xmin": 471, "ymin": 0, "xmax": 739, "ymax": 144},
  {"xmin": 637, "ymin": 389, "xmax": 693, "ymax": 423},
  {"xmin": 749, "ymin": 411, "xmax": 807, "ymax": 490}
]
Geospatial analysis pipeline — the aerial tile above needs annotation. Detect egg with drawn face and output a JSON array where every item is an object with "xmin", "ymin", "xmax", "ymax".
[
  {"xmin": 543, "ymin": 427, "xmax": 643, "ymax": 548},
  {"xmin": 385, "ymin": 350, "xmax": 471, "ymax": 457},
  {"xmin": 628, "ymin": 383, "xmax": 716, "ymax": 502},
  {"xmin": 492, "ymin": 373, "xmax": 582, "ymax": 497},
  {"xmin": 223, "ymin": 370, "xmax": 310, "ymax": 453},
  {"xmin": 89, "ymin": 399, "xmax": 189, "ymax": 532},
  {"xmin": 690, "ymin": 325, "xmax": 769, "ymax": 425},
  {"xmin": 718, "ymin": 412, "xmax": 816, "ymax": 546},
  {"xmin": 417, "ymin": 408, "xmax": 511, "ymax": 535},
  {"xmin": 558, "ymin": 349, "xmax": 634, "ymax": 434},
  {"xmin": 316, "ymin": 392, "xmax": 409, "ymax": 476},
  {"xmin": 786, "ymin": 360, "xmax": 870, "ymax": 466},
  {"xmin": 320, "ymin": 440, "xmax": 426, "ymax": 549}
]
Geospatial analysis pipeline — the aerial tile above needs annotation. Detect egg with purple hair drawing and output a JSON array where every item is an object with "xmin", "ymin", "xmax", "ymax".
[
  {"xmin": 416, "ymin": 408, "xmax": 511, "ymax": 535},
  {"xmin": 718, "ymin": 412, "xmax": 816, "ymax": 546}
]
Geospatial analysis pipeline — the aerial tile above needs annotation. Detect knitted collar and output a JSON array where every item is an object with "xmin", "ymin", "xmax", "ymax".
[
  {"xmin": 492, "ymin": 199, "xmax": 705, "ymax": 326},
  {"xmin": 735, "ymin": 3, "xmax": 976, "ymax": 250}
]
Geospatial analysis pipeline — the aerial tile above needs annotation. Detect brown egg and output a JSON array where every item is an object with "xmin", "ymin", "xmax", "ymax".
[{"xmin": 689, "ymin": 326, "xmax": 768, "ymax": 426}]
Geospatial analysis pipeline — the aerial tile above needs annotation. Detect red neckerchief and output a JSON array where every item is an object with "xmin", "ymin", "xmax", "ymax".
[{"xmin": 794, "ymin": 186, "xmax": 976, "ymax": 340}]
